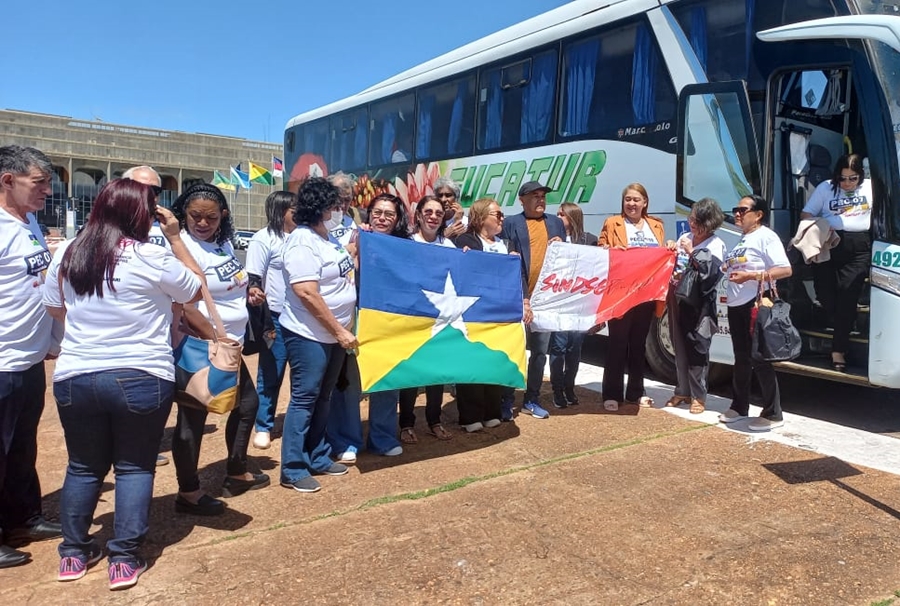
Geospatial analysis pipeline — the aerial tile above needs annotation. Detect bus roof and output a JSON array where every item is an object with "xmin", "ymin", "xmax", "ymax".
[{"xmin": 285, "ymin": 0, "xmax": 653, "ymax": 131}]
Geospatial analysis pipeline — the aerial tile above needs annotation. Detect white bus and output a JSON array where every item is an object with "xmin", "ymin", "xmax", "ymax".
[{"xmin": 284, "ymin": 0, "xmax": 900, "ymax": 390}]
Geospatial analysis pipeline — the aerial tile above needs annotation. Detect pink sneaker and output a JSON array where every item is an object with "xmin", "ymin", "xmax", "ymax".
[
  {"xmin": 58, "ymin": 550, "xmax": 102, "ymax": 582},
  {"xmin": 108, "ymin": 559, "xmax": 147, "ymax": 590}
]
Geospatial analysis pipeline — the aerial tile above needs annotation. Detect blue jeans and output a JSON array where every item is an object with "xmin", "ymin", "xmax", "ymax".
[
  {"xmin": 366, "ymin": 390, "xmax": 400, "ymax": 454},
  {"xmin": 549, "ymin": 331, "xmax": 585, "ymax": 396},
  {"xmin": 525, "ymin": 327, "xmax": 551, "ymax": 403},
  {"xmin": 255, "ymin": 313, "xmax": 288, "ymax": 433},
  {"xmin": 54, "ymin": 370, "xmax": 173, "ymax": 563},
  {"xmin": 280, "ymin": 328, "xmax": 346, "ymax": 483},
  {"xmin": 326, "ymin": 354, "xmax": 363, "ymax": 456}
]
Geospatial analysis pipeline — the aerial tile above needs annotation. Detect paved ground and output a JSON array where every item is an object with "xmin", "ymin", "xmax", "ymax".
[{"xmin": 2, "ymin": 358, "xmax": 900, "ymax": 605}]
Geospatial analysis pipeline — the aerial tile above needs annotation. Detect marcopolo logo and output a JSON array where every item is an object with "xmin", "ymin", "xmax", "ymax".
[{"xmin": 448, "ymin": 150, "xmax": 607, "ymax": 207}]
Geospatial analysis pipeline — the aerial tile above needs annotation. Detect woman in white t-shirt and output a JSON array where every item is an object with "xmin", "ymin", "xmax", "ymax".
[
  {"xmin": 279, "ymin": 178, "xmax": 359, "ymax": 493},
  {"xmin": 171, "ymin": 184, "xmax": 270, "ymax": 515},
  {"xmin": 720, "ymin": 195, "xmax": 792, "ymax": 432},
  {"xmin": 44, "ymin": 179, "xmax": 202, "ymax": 588},
  {"xmin": 665, "ymin": 198, "xmax": 726, "ymax": 415},
  {"xmin": 245, "ymin": 191, "xmax": 296, "ymax": 450},
  {"xmin": 398, "ymin": 195, "xmax": 456, "ymax": 443},
  {"xmin": 800, "ymin": 154, "xmax": 872, "ymax": 372}
]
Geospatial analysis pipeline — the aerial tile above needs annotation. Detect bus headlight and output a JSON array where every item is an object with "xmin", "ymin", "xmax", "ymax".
[{"xmin": 871, "ymin": 267, "xmax": 900, "ymax": 298}]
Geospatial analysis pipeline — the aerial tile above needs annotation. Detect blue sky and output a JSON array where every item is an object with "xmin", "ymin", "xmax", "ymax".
[{"xmin": 2, "ymin": 0, "xmax": 570, "ymax": 142}]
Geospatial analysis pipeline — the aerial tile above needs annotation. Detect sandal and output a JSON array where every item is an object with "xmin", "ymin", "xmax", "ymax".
[
  {"xmin": 637, "ymin": 396, "xmax": 654, "ymax": 408},
  {"xmin": 689, "ymin": 399, "xmax": 705, "ymax": 414},
  {"xmin": 665, "ymin": 395, "xmax": 689, "ymax": 408},
  {"xmin": 400, "ymin": 427, "xmax": 418, "ymax": 444},
  {"xmin": 427, "ymin": 424, "xmax": 452, "ymax": 440}
]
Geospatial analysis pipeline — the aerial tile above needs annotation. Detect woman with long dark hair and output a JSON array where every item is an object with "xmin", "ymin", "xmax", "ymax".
[
  {"xmin": 170, "ymin": 184, "xmax": 270, "ymax": 515},
  {"xmin": 44, "ymin": 179, "xmax": 202, "ymax": 589},
  {"xmin": 246, "ymin": 191, "xmax": 297, "ymax": 450}
]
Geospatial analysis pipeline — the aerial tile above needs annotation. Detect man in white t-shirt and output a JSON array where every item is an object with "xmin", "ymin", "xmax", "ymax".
[
  {"xmin": 123, "ymin": 166, "xmax": 167, "ymax": 248},
  {"xmin": 0, "ymin": 146, "xmax": 62, "ymax": 567}
]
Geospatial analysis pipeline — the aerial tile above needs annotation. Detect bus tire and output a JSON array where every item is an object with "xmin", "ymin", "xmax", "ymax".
[{"xmin": 645, "ymin": 312, "xmax": 677, "ymax": 385}]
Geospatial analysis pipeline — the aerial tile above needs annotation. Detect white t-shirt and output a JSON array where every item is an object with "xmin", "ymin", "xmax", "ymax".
[
  {"xmin": 329, "ymin": 214, "xmax": 358, "ymax": 248},
  {"xmin": 279, "ymin": 226, "xmax": 356, "ymax": 344},
  {"xmin": 673, "ymin": 233, "xmax": 727, "ymax": 280},
  {"xmin": 412, "ymin": 233, "xmax": 456, "ymax": 248},
  {"xmin": 802, "ymin": 179, "xmax": 872, "ymax": 232},
  {"xmin": 723, "ymin": 226, "xmax": 791, "ymax": 306},
  {"xmin": 148, "ymin": 223, "xmax": 169, "ymax": 248},
  {"xmin": 246, "ymin": 228, "xmax": 288, "ymax": 314},
  {"xmin": 0, "ymin": 209, "xmax": 55, "ymax": 370},
  {"xmin": 45, "ymin": 239, "xmax": 200, "ymax": 382},
  {"xmin": 625, "ymin": 220, "xmax": 659, "ymax": 248},
  {"xmin": 182, "ymin": 232, "xmax": 249, "ymax": 342},
  {"xmin": 480, "ymin": 236, "xmax": 509, "ymax": 255}
]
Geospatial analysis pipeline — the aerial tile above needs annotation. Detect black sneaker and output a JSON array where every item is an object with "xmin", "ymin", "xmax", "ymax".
[
  {"xmin": 552, "ymin": 390, "xmax": 568, "ymax": 409},
  {"xmin": 281, "ymin": 477, "xmax": 321, "ymax": 493},
  {"xmin": 174, "ymin": 494, "xmax": 225, "ymax": 516},
  {"xmin": 221, "ymin": 473, "xmax": 271, "ymax": 498},
  {"xmin": 317, "ymin": 463, "xmax": 349, "ymax": 476},
  {"xmin": 565, "ymin": 391, "xmax": 580, "ymax": 406}
]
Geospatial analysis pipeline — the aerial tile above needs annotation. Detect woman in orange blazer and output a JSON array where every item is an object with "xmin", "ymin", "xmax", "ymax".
[{"xmin": 598, "ymin": 183, "xmax": 674, "ymax": 411}]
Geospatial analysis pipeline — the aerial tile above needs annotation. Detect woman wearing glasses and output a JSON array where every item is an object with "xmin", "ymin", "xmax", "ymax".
[
  {"xmin": 453, "ymin": 198, "xmax": 508, "ymax": 430},
  {"xmin": 720, "ymin": 195, "xmax": 792, "ymax": 431},
  {"xmin": 800, "ymin": 154, "xmax": 872, "ymax": 372},
  {"xmin": 398, "ymin": 195, "xmax": 455, "ymax": 444},
  {"xmin": 598, "ymin": 184, "xmax": 675, "ymax": 411}
]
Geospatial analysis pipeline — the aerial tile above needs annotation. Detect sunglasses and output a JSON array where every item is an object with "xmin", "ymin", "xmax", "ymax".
[
  {"xmin": 150, "ymin": 185, "xmax": 163, "ymax": 196},
  {"xmin": 489, "ymin": 211, "xmax": 504, "ymax": 219},
  {"xmin": 731, "ymin": 207, "xmax": 756, "ymax": 215},
  {"xmin": 838, "ymin": 175, "xmax": 860, "ymax": 183}
]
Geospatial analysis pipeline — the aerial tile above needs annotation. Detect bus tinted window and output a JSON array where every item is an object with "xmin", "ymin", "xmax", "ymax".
[
  {"xmin": 477, "ymin": 48, "xmax": 558, "ymax": 151},
  {"xmin": 671, "ymin": 0, "xmax": 750, "ymax": 84},
  {"xmin": 416, "ymin": 75, "xmax": 476, "ymax": 161},
  {"xmin": 558, "ymin": 20, "xmax": 676, "ymax": 152},
  {"xmin": 299, "ymin": 118, "xmax": 330, "ymax": 164},
  {"xmin": 331, "ymin": 107, "xmax": 368, "ymax": 173},
  {"xmin": 370, "ymin": 93, "xmax": 415, "ymax": 166}
]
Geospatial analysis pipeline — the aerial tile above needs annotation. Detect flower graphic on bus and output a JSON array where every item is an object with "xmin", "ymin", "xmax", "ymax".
[
  {"xmin": 391, "ymin": 162, "xmax": 442, "ymax": 224},
  {"xmin": 287, "ymin": 153, "xmax": 328, "ymax": 193}
]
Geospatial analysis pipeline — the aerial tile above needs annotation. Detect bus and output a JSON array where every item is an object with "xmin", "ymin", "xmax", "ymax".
[{"xmin": 283, "ymin": 0, "xmax": 900, "ymax": 390}]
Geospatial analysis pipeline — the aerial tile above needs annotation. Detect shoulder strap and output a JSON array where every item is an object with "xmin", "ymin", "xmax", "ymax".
[{"xmin": 199, "ymin": 282, "xmax": 228, "ymax": 341}]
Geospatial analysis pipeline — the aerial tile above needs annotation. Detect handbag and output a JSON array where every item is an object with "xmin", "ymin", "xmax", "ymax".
[
  {"xmin": 751, "ymin": 272, "xmax": 802, "ymax": 362},
  {"xmin": 674, "ymin": 259, "xmax": 700, "ymax": 308},
  {"xmin": 173, "ymin": 284, "xmax": 242, "ymax": 414}
]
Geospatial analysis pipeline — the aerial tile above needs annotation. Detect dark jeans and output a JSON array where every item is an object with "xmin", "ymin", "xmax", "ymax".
[
  {"xmin": 456, "ymin": 384, "xmax": 503, "ymax": 425},
  {"xmin": 55, "ymin": 370, "xmax": 173, "ymax": 562},
  {"xmin": 728, "ymin": 300, "xmax": 782, "ymax": 421},
  {"xmin": 602, "ymin": 302, "xmax": 655, "ymax": 402},
  {"xmin": 172, "ymin": 360, "xmax": 259, "ymax": 493},
  {"xmin": 399, "ymin": 385, "xmax": 444, "ymax": 429},
  {"xmin": 525, "ymin": 327, "xmax": 551, "ymax": 403},
  {"xmin": 0, "ymin": 362, "xmax": 46, "ymax": 539},
  {"xmin": 549, "ymin": 331, "xmax": 585, "ymax": 397},
  {"xmin": 280, "ymin": 328, "xmax": 346, "ymax": 483},
  {"xmin": 814, "ymin": 231, "xmax": 871, "ymax": 354},
  {"xmin": 255, "ymin": 313, "xmax": 288, "ymax": 433}
]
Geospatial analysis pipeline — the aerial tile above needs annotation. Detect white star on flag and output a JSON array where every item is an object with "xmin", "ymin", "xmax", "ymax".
[{"xmin": 422, "ymin": 272, "xmax": 480, "ymax": 339}]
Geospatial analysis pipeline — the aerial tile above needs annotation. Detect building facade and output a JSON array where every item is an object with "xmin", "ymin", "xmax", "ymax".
[{"xmin": 0, "ymin": 109, "xmax": 283, "ymax": 234}]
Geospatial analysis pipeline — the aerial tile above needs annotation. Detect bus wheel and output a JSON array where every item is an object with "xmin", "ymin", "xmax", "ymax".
[{"xmin": 645, "ymin": 312, "xmax": 677, "ymax": 385}]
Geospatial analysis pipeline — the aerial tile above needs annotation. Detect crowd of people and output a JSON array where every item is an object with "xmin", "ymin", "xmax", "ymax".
[{"xmin": 3, "ymin": 142, "xmax": 837, "ymax": 590}]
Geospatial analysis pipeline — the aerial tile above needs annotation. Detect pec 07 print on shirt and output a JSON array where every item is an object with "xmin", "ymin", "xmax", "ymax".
[{"xmin": 25, "ymin": 248, "xmax": 51, "ymax": 277}]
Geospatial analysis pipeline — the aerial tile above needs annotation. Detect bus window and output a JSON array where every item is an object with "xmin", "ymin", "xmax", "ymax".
[
  {"xmin": 416, "ymin": 75, "xmax": 475, "ymax": 161},
  {"xmin": 331, "ymin": 107, "xmax": 368, "ymax": 173},
  {"xmin": 557, "ymin": 19, "xmax": 676, "ymax": 152},
  {"xmin": 370, "ymin": 93, "xmax": 415, "ymax": 166},
  {"xmin": 299, "ymin": 118, "xmax": 330, "ymax": 164},
  {"xmin": 670, "ymin": 0, "xmax": 751, "ymax": 84},
  {"xmin": 477, "ymin": 48, "xmax": 558, "ymax": 151}
]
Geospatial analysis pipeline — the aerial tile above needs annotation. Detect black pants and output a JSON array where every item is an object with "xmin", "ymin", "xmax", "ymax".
[
  {"xmin": 818, "ymin": 231, "xmax": 871, "ymax": 354},
  {"xmin": 602, "ymin": 302, "xmax": 655, "ymax": 402},
  {"xmin": 398, "ymin": 385, "xmax": 444, "ymax": 429},
  {"xmin": 172, "ymin": 360, "xmax": 259, "ymax": 493},
  {"xmin": 0, "ymin": 362, "xmax": 46, "ymax": 537},
  {"xmin": 455, "ymin": 384, "xmax": 503, "ymax": 426},
  {"xmin": 728, "ymin": 300, "xmax": 782, "ymax": 420}
]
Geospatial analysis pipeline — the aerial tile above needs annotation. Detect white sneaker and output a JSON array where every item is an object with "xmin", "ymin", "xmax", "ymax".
[
  {"xmin": 383, "ymin": 446, "xmax": 403, "ymax": 457},
  {"xmin": 603, "ymin": 400, "xmax": 619, "ymax": 412},
  {"xmin": 463, "ymin": 422, "xmax": 484, "ymax": 433},
  {"xmin": 337, "ymin": 450, "xmax": 357, "ymax": 464},
  {"xmin": 747, "ymin": 417, "xmax": 784, "ymax": 432},
  {"xmin": 483, "ymin": 419, "xmax": 501, "ymax": 428},
  {"xmin": 252, "ymin": 431, "xmax": 271, "ymax": 449},
  {"xmin": 718, "ymin": 409, "xmax": 745, "ymax": 424}
]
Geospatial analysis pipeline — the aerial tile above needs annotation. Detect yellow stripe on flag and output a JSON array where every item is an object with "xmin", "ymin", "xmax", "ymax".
[
  {"xmin": 357, "ymin": 308, "xmax": 435, "ymax": 391},
  {"xmin": 466, "ymin": 322, "xmax": 527, "ymax": 382}
]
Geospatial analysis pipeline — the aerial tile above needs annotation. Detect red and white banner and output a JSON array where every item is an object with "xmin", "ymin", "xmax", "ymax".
[{"xmin": 530, "ymin": 243, "xmax": 676, "ymax": 332}]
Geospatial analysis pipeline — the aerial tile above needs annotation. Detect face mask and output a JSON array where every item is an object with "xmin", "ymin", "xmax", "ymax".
[{"xmin": 323, "ymin": 210, "xmax": 342, "ymax": 231}]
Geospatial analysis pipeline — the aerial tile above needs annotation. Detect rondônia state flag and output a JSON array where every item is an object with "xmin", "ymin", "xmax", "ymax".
[{"xmin": 529, "ymin": 242, "xmax": 676, "ymax": 332}]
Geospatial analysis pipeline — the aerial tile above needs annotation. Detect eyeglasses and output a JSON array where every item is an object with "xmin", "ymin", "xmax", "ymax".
[
  {"xmin": 370, "ymin": 209, "xmax": 397, "ymax": 220},
  {"xmin": 623, "ymin": 196, "xmax": 645, "ymax": 203},
  {"xmin": 150, "ymin": 185, "xmax": 162, "ymax": 196},
  {"xmin": 839, "ymin": 175, "xmax": 860, "ymax": 183},
  {"xmin": 488, "ymin": 211, "xmax": 504, "ymax": 219},
  {"xmin": 731, "ymin": 207, "xmax": 755, "ymax": 215}
]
